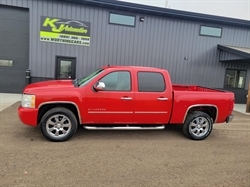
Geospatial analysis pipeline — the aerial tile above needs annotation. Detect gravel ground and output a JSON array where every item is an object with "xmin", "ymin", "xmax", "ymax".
[{"xmin": 0, "ymin": 102, "xmax": 249, "ymax": 187}]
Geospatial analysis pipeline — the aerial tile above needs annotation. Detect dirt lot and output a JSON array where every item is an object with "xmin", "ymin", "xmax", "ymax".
[{"xmin": 0, "ymin": 102, "xmax": 249, "ymax": 187}]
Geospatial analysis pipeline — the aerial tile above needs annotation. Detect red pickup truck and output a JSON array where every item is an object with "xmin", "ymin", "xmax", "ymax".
[{"xmin": 18, "ymin": 65, "xmax": 234, "ymax": 142}]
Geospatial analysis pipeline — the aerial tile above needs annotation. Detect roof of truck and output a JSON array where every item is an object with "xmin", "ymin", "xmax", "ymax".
[{"xmin": 102, "ymin": 65, "xmax": 164, "ymax": 70}]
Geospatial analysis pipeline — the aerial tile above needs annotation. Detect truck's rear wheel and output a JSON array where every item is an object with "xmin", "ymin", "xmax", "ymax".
[
  {"xmin": 40, "ymin": 107, "xmax": 78, "ymax": 142},
  {"xmin": 183, "ymin": 111, "xmax": 213, "ymax": 140}
]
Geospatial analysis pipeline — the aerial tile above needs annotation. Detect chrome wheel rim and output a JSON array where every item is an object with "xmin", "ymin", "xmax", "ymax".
[
  {"xmin": 189, "ymin": 117, "xmax": 209, "ymax": 137},
  {"xmin": 46, "ymin": 114, "xmax": 72, "ymax": 138}
]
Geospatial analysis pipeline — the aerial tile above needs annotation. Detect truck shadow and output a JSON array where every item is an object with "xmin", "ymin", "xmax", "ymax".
[
  {"xmin": 17, "ymin": 124, "xmax": 185, "ymax": 142},
  {"xmin": 74, "ymin": 125, "xmax": 185, "ymax": 141}
]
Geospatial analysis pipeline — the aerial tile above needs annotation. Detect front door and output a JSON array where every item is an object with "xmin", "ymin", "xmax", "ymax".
[
  {"xmin": 84, "ymin": 70, "xmax": 134, "ymax": 124},
  {"xmin": 56, "ymin": 56, "xmax": 76, "ymax": 79}
]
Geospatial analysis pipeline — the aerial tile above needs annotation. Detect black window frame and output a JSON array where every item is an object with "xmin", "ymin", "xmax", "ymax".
[
  {"xmin": 224, "ymin": 68, "xmax": 247, "ymax": 89},
  {"xmin": 98, "ymin": 70, "xmax": 132, "ymax": 92},
  {"xmin": 55, "ymin": 56, "xmax": 76, "ymax": 80},
  {"xmin": 109, "ymin": 12, "xmax": 136, "ymax": 27},
  {"xmin": 199, "ymin": 25, "xmax": 222, "ymax": 38},
  {"xmin": 137, "ymin": 71, "xmax": 166, "ymax": 92}
]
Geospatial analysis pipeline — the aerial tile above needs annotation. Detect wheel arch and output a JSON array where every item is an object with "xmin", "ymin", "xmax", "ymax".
[
  {"xmin": 38, "ymin": 101, "xmax": 82, "ymax": 125},
  {"xmin": 182, "ymin": 104, "xmax": 218, "ymax": 123}
]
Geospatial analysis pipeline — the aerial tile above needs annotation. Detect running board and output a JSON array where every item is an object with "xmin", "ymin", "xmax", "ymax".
[{"xmin": 83, "ymin": 126, "xmax": 165, "ymax": 130}]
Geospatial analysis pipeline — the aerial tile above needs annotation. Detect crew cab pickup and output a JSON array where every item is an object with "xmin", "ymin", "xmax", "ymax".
[{"xmin": 18, "ymin": 66, "xmax": 235, "ymax": 142}]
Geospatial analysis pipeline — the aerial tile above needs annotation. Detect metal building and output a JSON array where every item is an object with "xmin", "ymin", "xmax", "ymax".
[{"xmin": 0, "ymin": 0, "xmax": 249, "ymax": 103}]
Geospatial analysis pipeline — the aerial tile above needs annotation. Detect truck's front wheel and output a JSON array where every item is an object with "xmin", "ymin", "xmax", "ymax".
[
  {"xmin": 183, "ymin": 111, "xmax": 213, "ymax": 140},
  {"xmin": 40, "ymin": 107, "xmax": 78, "ymax": 142}
]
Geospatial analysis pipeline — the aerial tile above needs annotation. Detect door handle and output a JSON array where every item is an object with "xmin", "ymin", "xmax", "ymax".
[
  {"xmin": 121, "ymin": 97, "xmax": 132, "ymax": 100},
  {"xmin": 157, "ymin": 97, "xmax": 168, "ymax": 101}
]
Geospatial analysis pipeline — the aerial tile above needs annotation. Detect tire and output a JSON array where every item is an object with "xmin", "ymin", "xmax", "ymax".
[
  {"xmin": 182, "ymin": 111, "xmax": 213, "ymax": 140},
  {"xmin": 40, "ymin": 107, "xmax": 78, "ymax": 142}
]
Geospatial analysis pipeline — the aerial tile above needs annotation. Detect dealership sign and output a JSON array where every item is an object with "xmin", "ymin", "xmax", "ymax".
[{"xmin": 40, "ymin": 16, "xmax": 90, "ymax": 46}]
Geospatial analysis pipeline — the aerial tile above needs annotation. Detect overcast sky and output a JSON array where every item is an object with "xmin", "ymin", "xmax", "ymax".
[{"xmin": 118, "ymin": 0, "xmax": 250, "ymax": 20}]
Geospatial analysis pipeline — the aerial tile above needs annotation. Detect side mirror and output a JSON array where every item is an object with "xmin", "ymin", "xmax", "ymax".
[{"xmin": 93, "ymin": 81, "xmax": 105, "ymax": 91}]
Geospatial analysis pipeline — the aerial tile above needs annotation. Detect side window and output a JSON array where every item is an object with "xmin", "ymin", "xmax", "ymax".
[
  {"xmin": 99, "ymin": 71, "xmax": 131, "ymax": 91},
  {"xmin": 224, "ymin": 69, "xmax": 246, "ymax": 89},
  {"xmin": 138, "ymin": 72, "xmax": 165, "ymax": 92},
  {"xmin": 199, "ymin": 25, "xmax": 222, "ymax": 38}
]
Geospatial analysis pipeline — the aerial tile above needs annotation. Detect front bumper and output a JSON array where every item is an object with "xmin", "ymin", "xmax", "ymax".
[
  {"xmin": 18, "ymin": 106, "xmax": 38, "ymax": 126},
  {"xmin": 226, "ymin": 114, "xmax": 234, "ymax": 123}
]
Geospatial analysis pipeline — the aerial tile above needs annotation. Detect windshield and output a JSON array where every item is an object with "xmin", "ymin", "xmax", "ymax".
[{"xmin": 75, "ymin": 68, "xmax": 104, "ymax": 87}]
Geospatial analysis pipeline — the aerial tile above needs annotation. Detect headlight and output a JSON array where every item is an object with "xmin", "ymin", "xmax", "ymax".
[{"xmin": 21, "ymin": 94, "xmax": 36, "ymax": 108}]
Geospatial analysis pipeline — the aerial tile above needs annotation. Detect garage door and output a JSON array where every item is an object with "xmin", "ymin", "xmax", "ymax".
[{"xmin": 0, "ymin": 6, "xmax": 29, "ymax": 93}]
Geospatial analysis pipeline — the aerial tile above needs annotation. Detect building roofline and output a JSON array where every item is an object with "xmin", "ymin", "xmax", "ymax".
[{"xmin": 51, "ymin": 0, "xmax": 250, "ymax": 28}]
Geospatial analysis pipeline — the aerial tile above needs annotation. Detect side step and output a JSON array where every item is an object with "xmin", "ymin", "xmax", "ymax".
[{"xmin": 83, "ymin": 125, "xmax": 165, "ymax": 130}]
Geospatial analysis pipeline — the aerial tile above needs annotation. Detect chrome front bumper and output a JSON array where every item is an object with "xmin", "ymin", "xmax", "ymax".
[{"xmin": 226, "ymin": 115, "xmax": 234, "ymax": 123}]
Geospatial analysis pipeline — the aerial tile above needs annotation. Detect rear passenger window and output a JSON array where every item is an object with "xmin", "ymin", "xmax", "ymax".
[{"xmin": 138, "ymin": 72, "xmax": 165, "ymax": 92}]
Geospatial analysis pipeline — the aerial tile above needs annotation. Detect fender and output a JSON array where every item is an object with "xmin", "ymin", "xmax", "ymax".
[
  {"xmin": 38, "ymin": 101, "xmax": 82, "ymax": 124},
  {"xmin": 182, "ymin": 104, "xmax": 218, "ymax": 123}
]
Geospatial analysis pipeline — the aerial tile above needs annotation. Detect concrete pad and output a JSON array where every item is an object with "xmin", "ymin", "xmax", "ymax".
[
  {"xmin": 233, "ymin": 104, "xmax": 250, "ymax": 115},
  {"xmin": 0, "ymin": 93, "xmax": 22, "ymax": 112}
]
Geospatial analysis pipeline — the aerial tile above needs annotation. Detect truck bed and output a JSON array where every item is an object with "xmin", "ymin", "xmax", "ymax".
[
  {"xmin": 170, "ymin": 84, "xmax": 234, "ymax": 124},
  {"xmin": 172, "ymin": 84, "xmax": 225, "ymax": 92}
]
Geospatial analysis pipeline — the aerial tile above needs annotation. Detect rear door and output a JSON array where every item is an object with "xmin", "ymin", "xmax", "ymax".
[
  {"xmin": 84, "ymin": 69, "xmax": 134, "ymax": 124},
  {"xmin": 134, "ymin": 70, "xmax": 172, "ymax": 124}
]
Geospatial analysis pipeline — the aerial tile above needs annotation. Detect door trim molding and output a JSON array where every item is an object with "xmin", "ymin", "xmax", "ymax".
[
  {"xmin": 134, "ymin": 111, "xmax": 168, "ymax": 114},
  {"xmin": 88, "ymin": 111, "xmax": 133, "ymax": 114}
]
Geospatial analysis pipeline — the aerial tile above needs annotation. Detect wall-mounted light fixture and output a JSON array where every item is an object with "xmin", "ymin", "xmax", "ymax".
[
  {"xmin": 139, "ymin": 17, "xmax": 145, "ymax": 22},
  {"xmin": 184, "ymin": 57, "xmax": 188, "ymax": 60}
]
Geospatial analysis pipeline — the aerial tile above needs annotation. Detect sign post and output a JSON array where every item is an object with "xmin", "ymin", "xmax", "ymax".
[{"xmin": 246, "ymin": 82, "xmax": 250, "ymax": 113}]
